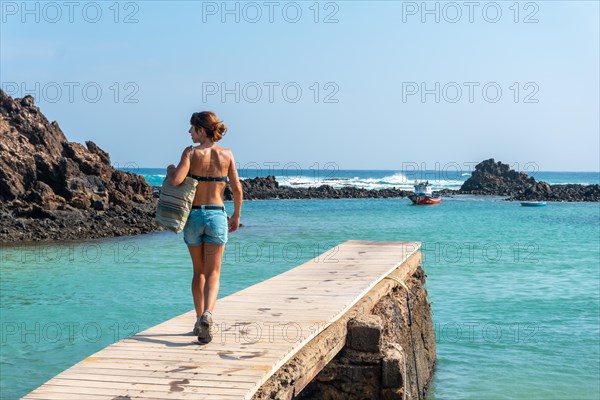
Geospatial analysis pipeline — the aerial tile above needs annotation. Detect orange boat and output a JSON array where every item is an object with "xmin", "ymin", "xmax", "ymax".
[{"xmin": 408, "ymin": 181, "xmax": 442, "ymax": 205}]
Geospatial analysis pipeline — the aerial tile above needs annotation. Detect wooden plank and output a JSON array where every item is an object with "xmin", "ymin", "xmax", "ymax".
[
  {"xmin": 64, "ymin": 361, "xmax": 265, "ymax": 377},
  {"xmin": 90, "ymin": 351, "xmax": 283, "ymax": 363},
  {"xmin": 78, "ymin": 355, "xmax": 273, "ymax": 368},
  {"xmin": 47, "ymin": 378, "xmax": 251, "ymax": 394},
  {"xmin": 56, "ymin": 372, "xmax": 259, "ymax": 387},
  {"xmin": 23, "ymin": 241, "xmax": 420, "ymax": 400},
  {"xmin": 26, "ymin": 394, "xmax": 116, "ymax": 400},
  {"xmin": 64, "ymin": 366, "xmax": 262, "ymax": 382},
  {"xmin": 29, "ymin": 384, "xmax": 242, "ymax": 399},
  {"xmin": 79, "ymin": 356, "xmax": 277, "ymax": 369},
  {"xmin": 107, "ymin": 342, "xmax": 296, "ymax": 352}
]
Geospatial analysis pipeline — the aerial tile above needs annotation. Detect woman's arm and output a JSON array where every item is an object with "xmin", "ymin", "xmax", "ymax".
[
  {"xmin": 227, "ymin": 150, "xmax": 243, "ymax": 233},
  {"xmin": 166, "ymin": 146, "xmax": 193, "ymax": 186}
]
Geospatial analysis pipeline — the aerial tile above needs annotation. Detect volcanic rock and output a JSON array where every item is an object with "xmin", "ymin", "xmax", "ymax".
[
  {"xmin": 460, "ymin": 158, "xmax": 535, "ymax": 196},
  {"xmin": 459, "ymin": 158, "xmax": 599, "ymax": 201},
  {"xmin": 0, "ymin": 89, "xmax": 161, "ymax": 243}
]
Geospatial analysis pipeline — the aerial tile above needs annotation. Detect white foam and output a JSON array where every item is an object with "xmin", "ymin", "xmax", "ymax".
[
  {"xmin": 276, "ymin": 174, "xmax": 463, "ymax": 190},
  {"xmin": 380, "ymin": 172, "xmax": 409, "ymax": 184}
]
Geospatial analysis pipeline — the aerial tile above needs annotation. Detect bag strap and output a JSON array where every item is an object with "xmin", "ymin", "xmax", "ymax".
[{"xmin": 187, "ymin": 145, "xmax": 194, "ymax": 177}]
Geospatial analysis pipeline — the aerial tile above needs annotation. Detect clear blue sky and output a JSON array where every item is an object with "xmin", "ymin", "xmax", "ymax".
[{"xmin": 1, "ymin": 1, "xmax": 598, "ymax": 171}]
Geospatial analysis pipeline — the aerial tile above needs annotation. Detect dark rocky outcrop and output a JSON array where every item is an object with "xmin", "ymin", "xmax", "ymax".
[
  {"xmin": 434, "ymin": 159, "xmax": 599, "ymax": 202},
  {"xmin": 460, "ymin": 158, "xmax": 536, "ymax": 196},
  {"xmin": 223, "ymin": 176, "xmax": 413, "ymax": 201},
  {"xmin": 0, "ymin": 90, "xmax": 161, "ymax": 243},
  {"xmin": 512, "ymin": 183, "xmax": 599, "ymax": 202}
]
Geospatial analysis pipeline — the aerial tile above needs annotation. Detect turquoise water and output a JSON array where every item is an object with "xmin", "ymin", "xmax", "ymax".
[{"xmin": 1, "ymin": 197, "xmax": 599, "ymax": 399}]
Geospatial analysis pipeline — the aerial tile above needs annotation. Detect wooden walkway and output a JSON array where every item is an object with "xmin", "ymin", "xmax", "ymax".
[{"xmin": 24, "ymin": 240, "xmax": 420, "ymax": 400}]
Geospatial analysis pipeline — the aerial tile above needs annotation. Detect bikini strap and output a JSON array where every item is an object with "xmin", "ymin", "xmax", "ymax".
[
  {"xmin": 191, "ymin": 175, "xmax": 228, "ymax": 182},
  {"xmin": 187, "ymin": 145, "xmax": 194, "ymax": 177}
]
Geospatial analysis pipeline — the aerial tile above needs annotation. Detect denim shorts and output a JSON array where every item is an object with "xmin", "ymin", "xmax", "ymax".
[{"xmin": 183, "ymin": 205, "xmax": 228, "ymax": 246}]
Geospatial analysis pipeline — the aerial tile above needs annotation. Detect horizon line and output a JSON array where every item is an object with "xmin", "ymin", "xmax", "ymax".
[{"xmin": 121, "ymin": 167, "xmax": 600, "ymax": 174}]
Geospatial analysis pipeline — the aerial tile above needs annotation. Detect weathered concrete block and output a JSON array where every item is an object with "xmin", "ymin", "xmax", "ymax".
[
  {"xmin": 381, "ymin": 388, "xmax": 405, "ymax": 400},
  {"xmin": 381, "ymin": 347, "xmax": 404, "ymax": 388},
  {"xmin": 341, "ymin": 348, "xmax": 383, "ymax": 365},
  {"xmin": 346, "ymin": 314, "xmax": 383, "ymax": 353},
  {"xmin": 305, "ymin": 363, "xmax": 380, "ymax": 400},
  {"xmin": 340, "ymin": 364, "xmax": 380, "ymax": 383}
]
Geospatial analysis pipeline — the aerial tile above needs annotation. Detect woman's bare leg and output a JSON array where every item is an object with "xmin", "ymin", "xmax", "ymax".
[
  {"xmin": 203, "ymin": 243, "xmax": 225, "ymax": 312},
  {"xmin": 188, "ymin": 243, "xmax": 205, "ymax": 317}
]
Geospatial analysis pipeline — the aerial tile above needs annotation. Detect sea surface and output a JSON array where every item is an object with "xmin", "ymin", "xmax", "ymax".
[
  {"xmin": 1, "ymin": 171, "xmax": 599, "ymax": 399},
  {"xmin": 134, "ymin": 167, "xmax": 600, "ymax": 191}
]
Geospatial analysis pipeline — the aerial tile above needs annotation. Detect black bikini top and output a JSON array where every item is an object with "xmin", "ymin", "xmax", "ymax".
[
  {"xmin": 187, "ymin": 146, "xmax": 228, "ymax": 182},
  {"xmin": 191, "ymin": 175, "xmax": 228, "ymax": 182}
]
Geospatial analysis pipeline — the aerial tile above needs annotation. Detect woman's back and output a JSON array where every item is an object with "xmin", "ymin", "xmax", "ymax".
[{"xmin": 190, "ymin": 145, "xmax": 233, "ymax": 206}]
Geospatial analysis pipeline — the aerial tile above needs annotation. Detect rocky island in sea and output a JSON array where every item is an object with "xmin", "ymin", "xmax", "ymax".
[
  {"xmin": 225, "ymin": 159, "xmax": 599, "ymax": 202},
  {"xmin": 1, "ymin": 90, "xmax": 597, "ymax": 243},
  {"xmin": 439, "ymin": 158, "xmax": 599, "ymax": 202}
]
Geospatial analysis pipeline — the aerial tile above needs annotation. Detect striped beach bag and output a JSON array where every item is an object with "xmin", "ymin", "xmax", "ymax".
[{"xmin": 155, "ymin": 146, "xmax": 198, "ymax": 233}]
